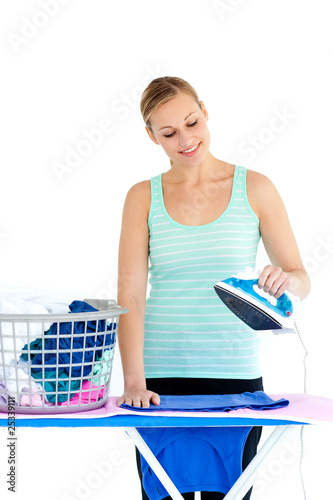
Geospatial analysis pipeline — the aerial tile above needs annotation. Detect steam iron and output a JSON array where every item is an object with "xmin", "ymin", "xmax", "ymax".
[{"xmin": 214, "ymin": 268, "xmax": 298, "ymax": 334}]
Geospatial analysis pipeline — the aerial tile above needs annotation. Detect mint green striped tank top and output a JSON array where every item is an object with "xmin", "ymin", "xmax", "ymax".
[{"xmin": 144, "ymin": 165, "xmax": 262, "ymax": 380}]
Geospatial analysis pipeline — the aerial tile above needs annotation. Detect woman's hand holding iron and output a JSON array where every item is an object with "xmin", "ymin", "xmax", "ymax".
[
  {"xmin": 257, "ymin": 265, "xmax": 291, "ymax": 299},
  {"xmin": 258, "ymin": 264, "xmax": 310, "ymax": 300}
]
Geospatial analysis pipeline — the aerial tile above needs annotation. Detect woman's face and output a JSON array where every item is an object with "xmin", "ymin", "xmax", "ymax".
[{"xmin": 147, "ymin": 91, "xmax": 211, "ymax": 167}]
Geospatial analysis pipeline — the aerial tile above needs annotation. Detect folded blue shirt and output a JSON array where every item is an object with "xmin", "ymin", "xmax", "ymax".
[{"xmin": 121, "ymin": 391, "xmax": 289, "ymax": 412}]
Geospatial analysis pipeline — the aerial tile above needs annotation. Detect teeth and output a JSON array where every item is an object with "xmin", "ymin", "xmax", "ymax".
[{"xmin": 182, "ymin": 143, "xmax": 199, "ymax": 153}]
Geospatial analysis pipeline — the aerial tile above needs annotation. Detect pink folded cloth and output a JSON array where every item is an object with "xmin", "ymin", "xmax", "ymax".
[{"xmin": 2, "ymin": 393, "xmax": 333, "ymax": 422}]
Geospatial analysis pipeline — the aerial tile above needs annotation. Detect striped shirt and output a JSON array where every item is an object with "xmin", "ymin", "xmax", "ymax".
[{"xmin": 144, "ymin": 165, "xmax": 262, "ymax": 379}]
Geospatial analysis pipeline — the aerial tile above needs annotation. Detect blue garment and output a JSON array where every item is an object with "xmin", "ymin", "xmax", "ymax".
[
  {"xmin": 33, "ymin": 369, "xmax": 81, "ymax": 403},
  {"xmin": 121, "ymin": 391, "xmax": 289, "ymax": 412},
  {"xmin": 138, "ymin": 426, "xmax": 252, "ymax": 499},
  {"xmin": 22, "ymin": 300, "xmax": 116, "ymax": 377},
  {"xmin": 134, "ymin": 393, "xmax": 289, "ymax": 498},
  {"xmin": 21, "ymin": 300, "xmax": 116, "ymax": 402}
]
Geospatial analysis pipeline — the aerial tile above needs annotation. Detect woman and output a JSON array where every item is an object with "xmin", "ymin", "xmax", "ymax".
[{"xmin": 116, "ymin": 77, "xmax": 311, "ymax": 500}]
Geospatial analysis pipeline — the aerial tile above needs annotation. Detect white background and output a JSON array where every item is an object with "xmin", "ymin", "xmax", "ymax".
[{"xmin": 0, "ymin": 1, "xmax": 332, "ymax": 499}]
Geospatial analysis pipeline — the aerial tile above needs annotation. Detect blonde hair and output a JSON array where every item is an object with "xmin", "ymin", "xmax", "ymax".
[{"xmin": 140, "ymin": 77, "xmax": 203, "ymax": 166}]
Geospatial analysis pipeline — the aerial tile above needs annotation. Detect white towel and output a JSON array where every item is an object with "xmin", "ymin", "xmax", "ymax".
[
  {"xmin": 0, "ymin": 286, "xmax": 71, "ymax": 314},
  {"xmin": 0, "ymin": 294, "xmax": 56, "ymax": 404},
  {"xmin": 0, "ymin": 297, "xmax": 51, "ymax": 363}
]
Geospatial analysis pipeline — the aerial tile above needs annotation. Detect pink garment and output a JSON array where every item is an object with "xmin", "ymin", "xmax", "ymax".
[
  {"xmin": 19, "ymin": 387, "xmax": 53, "ymax": 407},
  {"xmin": 19, "ymin": 381, "xmax": 105, "ymax": 407},
  {"xmin": 58, "ymin": 380, "xmax": 106, "ymax": 406},
  {"xmin": 20, "ymin": 392, "xmax": 44, "ymax": 407}
]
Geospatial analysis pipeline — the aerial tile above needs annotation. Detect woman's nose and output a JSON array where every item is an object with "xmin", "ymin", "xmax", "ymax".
[{"xmin": 178, "ymin": 129, "xmax": 193, "ymax": 147}]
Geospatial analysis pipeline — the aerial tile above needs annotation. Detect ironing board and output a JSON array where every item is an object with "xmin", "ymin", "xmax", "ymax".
[{"xmin": 1, "ymin": 393, "xmax": 333, "ymax": 500}]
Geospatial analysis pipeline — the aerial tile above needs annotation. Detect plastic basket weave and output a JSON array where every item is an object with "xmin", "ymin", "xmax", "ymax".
[{"xmin": 0, "ymin": 299, "xmax": 128, "ymax": 414}]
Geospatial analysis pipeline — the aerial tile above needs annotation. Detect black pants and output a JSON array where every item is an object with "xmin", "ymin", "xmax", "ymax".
[{"xmin": 136, "ymin": 377, "xmax": 263, "ymax": 500}]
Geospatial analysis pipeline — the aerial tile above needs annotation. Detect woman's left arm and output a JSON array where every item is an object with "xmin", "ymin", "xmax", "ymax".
[{"xmin": 247, "ymin": 170, "xmax": 311, "ymax": 300}]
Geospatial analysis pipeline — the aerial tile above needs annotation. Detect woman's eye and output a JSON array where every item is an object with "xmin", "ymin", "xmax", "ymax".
[{"xmin": 163, "ymin": 121, "xmax": 197, "ymax": 138}]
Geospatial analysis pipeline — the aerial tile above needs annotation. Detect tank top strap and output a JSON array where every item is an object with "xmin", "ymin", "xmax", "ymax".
[
  {"xmin": 233, "ymin": 164, "xmax": 246, "ymax": 201},
  {"xmin": 148, "ymin": 174, "xmax": 162, "ymax": 229},
  {"xmin": 230, "ymin": 165, "xmax": 259, "ymax": 224}
]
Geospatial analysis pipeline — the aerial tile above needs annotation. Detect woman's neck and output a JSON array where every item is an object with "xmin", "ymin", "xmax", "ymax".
[{"xmin": 166, "ymin": 152, "xmax": 234, "ymax": 186}]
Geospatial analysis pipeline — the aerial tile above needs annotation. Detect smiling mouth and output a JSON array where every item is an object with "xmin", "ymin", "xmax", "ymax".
[{"xmin": 179, "ymin": 142, "xmax": 201, "ymax": 155}]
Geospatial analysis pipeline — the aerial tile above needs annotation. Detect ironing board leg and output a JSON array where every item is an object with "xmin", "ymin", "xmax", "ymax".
[
  {"xmin": 224, "ymin": 425, "xmax": 299, "ymax": 500},
  {"xmin": 125, "ymin": 427, "xmax": 185, "ymax": 500}
]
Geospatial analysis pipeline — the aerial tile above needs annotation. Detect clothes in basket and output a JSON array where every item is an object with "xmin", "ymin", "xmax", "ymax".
[{"xmin": 20, "ymin": 301, "xmax": 116, "ymax": 403}]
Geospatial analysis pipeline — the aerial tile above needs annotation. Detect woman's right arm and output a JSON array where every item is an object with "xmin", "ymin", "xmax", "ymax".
[{"xmin": 116, "ymin": 180, "xmax": 160, "ymax": 408}]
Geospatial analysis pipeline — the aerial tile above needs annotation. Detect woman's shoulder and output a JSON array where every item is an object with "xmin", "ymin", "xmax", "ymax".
[
  {"xmin": 245, "ymin": 168, "xmax": 282, "ymax": 219},
  {"xmin": 123, "ymin": 179, "xmax": 152, "ymax": 218},
  {"xmin": 245, "ymin": 168, "xmax": 273, "ymax": 187},
  {"xmin": 126, "ymin": 179, "xmax": 151, "ymax": 197},
  {"xmin": 246, "ymin": 168, "xmax": 278, "ymax": 196}
]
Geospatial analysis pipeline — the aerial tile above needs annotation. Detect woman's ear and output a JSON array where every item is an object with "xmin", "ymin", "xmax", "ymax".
[
  {"xmin": 145, "ymin": 126, "xmax": 160, "ymax": 145},
  {"xmin": 200, "ymin": 101, "xmax": 209, "ymax": 121}
]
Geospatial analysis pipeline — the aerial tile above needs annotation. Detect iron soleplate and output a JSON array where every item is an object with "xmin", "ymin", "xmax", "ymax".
[{"xmin": 214, "ymin": 285, "xmax": 283, "ymax": 331}]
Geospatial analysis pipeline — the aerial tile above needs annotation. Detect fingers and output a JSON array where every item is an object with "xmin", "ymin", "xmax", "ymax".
[
  {"xmin": 151, "ymin": 392, "xmax": 160, "ymax": 406},
  {"xmin": 138, "ymin": 392, "xmax": 160, "ymax": 408},
  {"xmin": 257, "ymin": 265, "xmax": 290, "ymax": 298},
  {"xmin": 116, "ymin": 396, "xmax": 124, "ymax": 407},
  {"xmin": 116, "ymin": 395, "xmax": 145, "ymax": 407},
  {"xmin": 116, "ymin": 390, "xmax": 160, "ymax": 408},
  {"xmin": 140, "ymin": 396, "xmax": 151, "ymax": 408},
  {"xmin": 116, "ymin": 395, "xmax": 136, "ymax": 407}
]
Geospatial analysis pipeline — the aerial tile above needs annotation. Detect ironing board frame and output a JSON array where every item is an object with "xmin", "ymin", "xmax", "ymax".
[{"xmin": 0, "ymin": 413, "xmax": 305, "ymax": 500}]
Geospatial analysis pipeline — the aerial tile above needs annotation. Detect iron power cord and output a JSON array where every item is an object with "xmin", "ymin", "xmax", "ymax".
[{"xmin": 294, "ymin": 319, "xmax": 308, "ymax": 500}]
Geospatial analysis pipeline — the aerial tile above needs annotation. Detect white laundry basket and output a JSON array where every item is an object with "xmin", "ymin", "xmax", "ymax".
[{"xmin": 0, "ymin": 299, "xmax": 128, "ymax": 414}]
